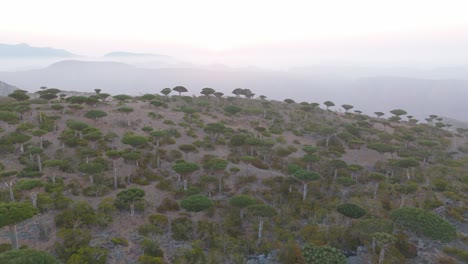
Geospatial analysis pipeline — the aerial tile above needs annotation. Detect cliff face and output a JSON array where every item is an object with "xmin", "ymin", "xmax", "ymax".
[{"xmin": 0, "ymin": 81, "xmax": 18, "ymax": 96}]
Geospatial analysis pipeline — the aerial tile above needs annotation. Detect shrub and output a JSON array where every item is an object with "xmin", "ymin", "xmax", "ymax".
[
  {"xmin": 14, "ymin": 179, "xmax": 43, "ymax": 191},
  {"xmin": 157, "ymin": 197, "xmax": 179, "ymax": 213},
  {"xmin": 395, "ymin": 233, "xmax": 417, "ymax": 259},
  {"xmin": 114, "ymin": 188, "xmax": 146, "ymax": 212},
  {"xmin": 250, "ymin": 158, "xmax": 269, "ymax": 170},
  {"xmin": 0, "ymin": 249, "xmax": 59, "ymax": 264},
  {"xmin": 443, "ymin": 247, "xmax": 468, "ymax": 263},
  {"xmin": 171, "ymin": 217, "xmax": 193, "ymax": 241},
  {"xmin": 391, "ymin": 207, "xmax": 456, "ymax": 242},
  {"xmin": 337, "ymin": 203, "xmax": 366, "ymax": 219},
  {"xmin": 302, "ymin": 244, "xmax": 346, "ymax": 264},
  {"xmin": 148, "ymin": 214, "xmax": 169, "ymax": 232},
  {"xmin": 180, "ymin": 195, "xmax": 213, "ymax": 212},
  {"xmin": 111, "ymin": 237, "xmax": 128, "ymax": 247}
]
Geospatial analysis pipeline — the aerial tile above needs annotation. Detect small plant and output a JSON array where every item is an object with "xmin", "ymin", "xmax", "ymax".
[{"xmin": 111, "ymin": 237, "xmax": 128, "ymax": 247}]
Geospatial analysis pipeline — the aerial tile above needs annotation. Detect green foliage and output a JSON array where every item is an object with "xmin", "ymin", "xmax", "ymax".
[
  {"xmin": 172, "ymin": 161, "xmax": 199, "ymax": 175},
  {"xmin": 8, "ymin": 91, "xmax": 30, "ymax": 102},
  {"xmin": 66, "ymin": 119, "xmax": 89, "ymax": 131},
  {"xmin": 0, "ymin": 111, "xmax": 19, "ymax": 123},
  {"xmin": 122, "ymin": 133, "xmax": 148, "ymax": 148},
  {"xmin": 293, "ymin": 170, "xmax": 320, "ymax": 182},
  {"xmin": 367, "ymin": 142, "xmax": 396, "ymax": 154},
  {"xmin": 180, "ymin": 195, "xmax": 213, "ymax": 212},
  {"xmin": 111, "ymin": 237, "xmax": 129, "ymax": 246},
  {"xmin": 139, "ymin": 255, "xmax": 164, "ymax": 264},
  {"xmin": 114, "ymin": 188, "xmax": 146, "ymax": 212},
  {"xmin": 337, "ymin": 203, "xmax": 366, "ymax": 219},
  {"xmin": 247, "ymin": 204, "xmax": 277, "ymax": 218},
  {"xmin": 84, "ymin": 110, "xmax": 107, "ymax": 120},
  {"xmin": 67, "ymin": 246, "xmax": 108, "ymax": 264},
  {"xmin": 443, "ymin": 247, "xmax": 468, "ymax": 263},
  {"xmin": 54, "ymin": 201, "xmax": 97, "ymax": 228},
  {"xmin": 157, "ymin": 197, "xmax": 180, "ymax": 213},
  {"xmin": 0, "ymin": 249, "xmax": 59, "ymax": 264},
  {"xmin": 77, "ymin": 162, "xmax": 104, "ymax": 175},
  {"xmin": 224, "ymin": 105, "xmax": 242, "ymax": 115},
  {"xmin": 390, "ymin": 109, "xmax": 407, "ymax": 116},
  {"xmin": 171, "ymin": 217, "xmax": 194, "ymax": 241},
  {"xmin": 148, "ymin": 214, "xmax": 169, "ymax": 232},
  {"xmin": 203, "ymin": 157, "xmax": 228, "ymax": 171},
  {"xmin": 0, "ymin": 202, "xmax": 38, "ymax": 228},
  {"xmin": 354, "ymin": 219, "xmax": 393, "ymax": 237},
  {"xmin": 14, "ymin": 179, "xmax": 43, "ymax": 191},
  {"xmin": 113, "ymin": 94, "xmax": 132, "ymax": 102},
  {"xmin": 54, "ymin": 228, "xmax": 92, "ymax": 261},
  {"xmin": 230, "ymin": 195, "xmax": 256, "ymax": 208},
  {"xmin": 391, "ymin": 207, "xmax": 456, "ymax": 242},
  {"xmin": 302, "ymin": 244, "xmax": 346, "ymax": 264}
]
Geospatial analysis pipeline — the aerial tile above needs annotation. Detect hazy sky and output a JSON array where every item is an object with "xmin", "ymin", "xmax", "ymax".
[{"xmin": 2, "ymin": 0, "xmax": 468, "ymax": 67}]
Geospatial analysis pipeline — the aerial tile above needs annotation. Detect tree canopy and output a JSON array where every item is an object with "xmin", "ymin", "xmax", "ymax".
[
  {"xmin": 391, "ymin": 207, "xmax": 456, "ymax": 242},
  {"xmin": 180, "ymin": 195, "xmax": 213, "ymax": 212}
]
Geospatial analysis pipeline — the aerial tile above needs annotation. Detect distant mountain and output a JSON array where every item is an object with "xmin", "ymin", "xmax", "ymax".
[
  {"xmin": 103, "ymin": 51, "xmax": 188, "ymax": 69},
  {"xmin": 0, "ymin": 43, "xmax": 77, "ymax": 57},
  {"xmin": 0, "ymin": 80, "xmax": 19, "ymax": 96},
  {"xmin": 104, "ymin": 51, "xmax": 173, "ymax": 58},
  {"xmin": 1, "ymin": 60, "xmax": 468, "ymax": 121}
]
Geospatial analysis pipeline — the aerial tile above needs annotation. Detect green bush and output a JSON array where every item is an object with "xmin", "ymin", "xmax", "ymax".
[
  {"xmin": 0, "ymin": 249, "xmax": 59, "ymax": 264},
  {"xmin": 250, "ymin": 158, "xmax": 270, "ymax": 170},
  {"xmin": 171, "ymin": 217, "xmax": 194, "ymax": 241},
  {"xmin": 180, "ymin": 194, "xmax": 213, "ymax": 212},
  {"xmin": 337, "ymin": 203, "xmax": 366, "ymax": 219},
  {"xmin": 391, "ymin": 207, "xmax": 456, "ymax": 242},
  {"xmin": 443, "ymin": 247, "xmax": 468, "ymax": 262},
  {"xmin": 14, "ymin": 179, "xmax": 43, "ymax": 191},
  {"xmin": 111, "ymin": 237, "xmax": 128, "ymax": 247},
  {"xmin": 157, "ymin": 197, "xmax": 180, "ymax": 213},
  {"xmin": 302, "ymin": 244, "xmax": 346, "ymax": 264},
  {"xmin": 139, "ymin": 255, "xmax": 164, "ymax": 264},
  {"xmin": 114, "ymin": 188, "xmax": 146, "ymax": 212},
  {"xmin": 0, "ymin": 243, "xmax": 12, "ymax": 253}
]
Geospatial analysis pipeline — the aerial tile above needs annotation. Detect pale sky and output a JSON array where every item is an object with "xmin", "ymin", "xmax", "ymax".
[{"xmin": 2, "ymin": 0, "xmax": 468, "ymax": 66}]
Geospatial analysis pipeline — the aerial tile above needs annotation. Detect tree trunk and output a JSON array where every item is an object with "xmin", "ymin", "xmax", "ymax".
[
  {"xmin": 240, "ymin": 208, "xmax": 245, "ymax": 221},
  {"xmin": 333, "ymin": 169, "xmax": 338, "ymax": 181},
  {"xmin": 378, "ymin": 247, "xmax": 386, "ymax": 264},
  {"xmin": 183, "ymin": 178, "xmax": 188, "ymax": 190},
  {"xmin": 130, "ymin": 203, "xmax": 135, "ymax": 217},
  {"xmin": 218, "ymin": 174, "xmax": 222, "ymax": 196},
  {"xmin": 37, "ymin": 154, "xmax": 42, "ymax": 172},
  {"xmin": 400, "ymin": 194, "xmax": 405, "ymax": 208},
  {"xmin": 89, "ymin": 174, "xmax": 94, "ymax": 184},
  {"xmin": 257, "ymin": 218, "xmax": 264, "ymax": 245},
  {"xmin": 39, "ymin": 137, "xmax": 43, "ymax": 149},
  {"xmin": 373, "ymin": 183, "xmax": 379, "ymax": 199},
  {"xmin": 406, "ymin": 168, "xmax": 410, "ymax": 180},
  {"xmin": 113, "ymin": 167, "xmax": 118, "ymax": 190},
  {"xmin": 303, "ymin": 182, "xmax": 307, "ymax": 201},
  {"xmin": 31, "ymin": 192, "xmax": 38, "ymax": 208},
  {"xmin": 5, "ymin": 181, "xmax": 14, "ymax": 202},
  {"xmin": 9, "ymin": 225, "xmax": 18, "ymax": 249}
]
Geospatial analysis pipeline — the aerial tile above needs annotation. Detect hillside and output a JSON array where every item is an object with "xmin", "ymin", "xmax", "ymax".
[
  {"xmin": 0, "ymin": 87, "xmax": 467, "ymax": 263},
  {"xmin": 0, "ymin": 81, "xmax": 18, "ymax": 96}
]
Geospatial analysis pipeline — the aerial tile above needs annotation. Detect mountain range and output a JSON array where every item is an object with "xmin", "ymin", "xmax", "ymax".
[
  {"xmin": 0, "ymin": 60, "xmax": 468, "ymax": 122},
  {"xmin": 0, "ymin": 43, "xmax": 77, "ymax": 57}
]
